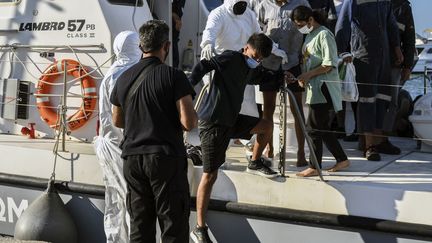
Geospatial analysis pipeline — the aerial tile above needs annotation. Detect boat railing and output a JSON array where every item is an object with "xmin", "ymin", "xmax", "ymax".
[
  {"xmin": 279, "ymin": 83, "xmax": 325, "ymax": 181},
  {"xmin": 423, "ymin": 65, "xmax": 432, "ymax": 95}
]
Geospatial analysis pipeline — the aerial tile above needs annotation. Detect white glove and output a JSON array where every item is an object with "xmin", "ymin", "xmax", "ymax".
[
  {"xmin": 200, "ymin": 44, "xmax": 214, "ymax": 60},
  {"xmin": 272, "ymin": 48, "xmax": 288, "ymax": 64}
]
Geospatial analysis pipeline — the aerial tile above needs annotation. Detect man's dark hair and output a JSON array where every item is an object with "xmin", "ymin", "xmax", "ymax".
[
  {"xmin": 139, "ymin": 20, "xmax": 169, "ymax": 53},
  {"xmin": 246, "ymin": 33, "xmax": 273, "ymax": 58}
]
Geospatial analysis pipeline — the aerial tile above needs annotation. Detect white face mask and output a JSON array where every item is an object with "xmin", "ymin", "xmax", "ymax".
[
  {"xmin": 246, "ymin": 57, "xmax": 260, "ymax": 68},
  {"xmin": 298, "ymin": 25, "xmax": 313, "ymax": 34}
]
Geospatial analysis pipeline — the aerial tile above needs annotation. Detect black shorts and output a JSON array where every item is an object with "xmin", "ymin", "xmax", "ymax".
[{"xmin": 199, "ymin": 115, "xmax": 260, "ymax": 172}]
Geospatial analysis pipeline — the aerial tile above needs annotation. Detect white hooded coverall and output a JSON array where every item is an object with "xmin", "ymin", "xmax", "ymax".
[{"xmin": 94, "ymin": 31, "xmax": 142, "ymax": 243}]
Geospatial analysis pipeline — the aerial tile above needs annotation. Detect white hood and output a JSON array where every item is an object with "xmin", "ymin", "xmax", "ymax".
[
  {"xmin": 111, "ymin": 31, "xmax": 142, "ymax": 79},
  {"xmin": 97, "ymin": 31, "xmax": 141, "ymax": 143}
]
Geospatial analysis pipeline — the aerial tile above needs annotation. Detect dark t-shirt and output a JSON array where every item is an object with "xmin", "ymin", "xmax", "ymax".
[
  {"xmin": 110, "ymin": 56, "xmax": 195, "ymax": 158},
  {"xmin": 189, "ymin": 50, "xmax": 265, "ymax": 126}
]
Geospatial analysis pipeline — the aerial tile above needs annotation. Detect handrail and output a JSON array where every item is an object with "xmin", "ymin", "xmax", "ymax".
[
  {"xmin": 424, "ymin": 65, "xmax": 432, "ymax": 95},
  {"xmin": 0, "ymin": 43, "xmax": 106, "ymax": 54},
  {"xmin": 0, "ymin": 43, "xmax": 105, "ymax": 49},
  {"xmin": 279, "ymin": 83, "xmax": 325, "ymax": 181}
]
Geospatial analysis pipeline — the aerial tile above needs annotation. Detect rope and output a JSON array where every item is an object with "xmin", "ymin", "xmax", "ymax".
[
  {"xmin": 49, "ymin": 105, "xmax": 63, "ymax": 181},
  {"xmin": 320, "ymin": 79, "xmax": 432, "ymax": 89},
  {"xmin": 0, "ymin": 59, "xmax": 111, "ymax": 69},
  {"xmin": 0, "ymin": 100, "xmax": 100, "ymax": 112},
  {"xmin": 7, "ymin": 48, "xmax": 114, "ymax": 85},
  {"xmin": 307, "ymin": 128, "xmax": 432, "ymax": 143}
]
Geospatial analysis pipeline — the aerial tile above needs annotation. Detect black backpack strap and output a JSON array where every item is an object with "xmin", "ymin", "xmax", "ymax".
[{"xmin": 124, "ymin": 62, "xmax": 160, "ymax": 111}]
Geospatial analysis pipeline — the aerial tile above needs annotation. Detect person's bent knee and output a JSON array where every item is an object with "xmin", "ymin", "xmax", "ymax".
[{"xmin": 263, "ymin": 119, "xmax": 273, "ymax": 132}]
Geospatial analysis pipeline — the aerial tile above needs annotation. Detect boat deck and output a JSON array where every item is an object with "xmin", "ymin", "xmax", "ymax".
[
  {"xmin": 188, "ymin": 136, "xmax": 432, "ymax": 226},
  {"xmin": 0, "ymin": 132, "xmax": 431, "ymax": 226},
  {"xmin": 0, "ymin": 134, "xmax": 95, "ymax": 155}
]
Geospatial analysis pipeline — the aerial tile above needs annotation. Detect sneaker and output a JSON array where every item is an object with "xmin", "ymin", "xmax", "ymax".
[
  {"xmin": 190, "ymin": 225, "xmax": 213, "ymax": 243},
  {"xmin": 246, "ymin": 156, "xmax": 272, "ymax": 168},
  {"xmin": 364, "ymin": 146, "xmax": 381, "ymax": 161},
  {"xmin": 375, "ymin": 140, "xmax": 401, "ymax": 155},
  {"xmin": 246, "ymin": 160, "xmax": 278, "ymax": 178}
]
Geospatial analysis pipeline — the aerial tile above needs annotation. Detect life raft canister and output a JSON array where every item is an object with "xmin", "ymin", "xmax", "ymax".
[{"xmin": 36, "ymin": 59, "xmax": 97, "ymax": 131}]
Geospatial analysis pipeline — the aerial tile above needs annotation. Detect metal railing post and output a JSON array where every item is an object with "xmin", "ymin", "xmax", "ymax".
[
  {"xmin": 278, "ymin": 83, "xmax": 288, "ymax": 177},
  {"xmin": 424, "ymin": 66, "xmax": 427, "ymax": 95},
  {"xmin": 61, "ymin": 60, "xmax": 68, "ymax": 152}
]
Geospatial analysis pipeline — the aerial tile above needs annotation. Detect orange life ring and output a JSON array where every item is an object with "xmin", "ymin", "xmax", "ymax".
[{"xmin": 36, "ymin": 59, "xmax": 97, "ymax": 131}]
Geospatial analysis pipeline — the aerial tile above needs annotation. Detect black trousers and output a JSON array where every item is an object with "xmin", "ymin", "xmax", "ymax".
[
  {"xmin": 123, "ymin": 154, "xmax": 190, "ymax": 243},
  {"xmin": 172, "ymin": 28, "xmax": 180, "ymax": 68},
  {"xmin": 307, "ymin": 84, "xmax": 348, "ymax": 168}
]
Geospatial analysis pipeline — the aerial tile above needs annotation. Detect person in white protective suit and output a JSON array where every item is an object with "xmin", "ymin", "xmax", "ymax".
[
  {"xmin": 200, "ymin": 0, "xmax": 287, "ymax": 162},
  {"xmin": 94, "ymin": 31, "xmax": 142, "ymax": 243}
]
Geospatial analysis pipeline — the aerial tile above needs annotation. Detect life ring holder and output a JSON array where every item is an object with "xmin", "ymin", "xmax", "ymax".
[{"xmin": 36, "ymin": 59, "xmax": 97, "ymax": 131}]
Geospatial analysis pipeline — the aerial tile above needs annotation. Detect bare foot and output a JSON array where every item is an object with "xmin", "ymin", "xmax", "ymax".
[
  {"xmin": 296, "ymin": 168, "xmax": 318, "ymax": 177},
  {"xmin": 326, "ymin": 160, "xmax": 350, "ymax": 172},
  {"xmin": 296, "ymin": 152, "xmax": 308, "ymax": 167}
]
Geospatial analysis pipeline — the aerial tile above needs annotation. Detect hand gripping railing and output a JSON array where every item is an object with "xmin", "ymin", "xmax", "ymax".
[{"xmin": 278, "ymin": 81, "xmax": 325, "ymax": 181}]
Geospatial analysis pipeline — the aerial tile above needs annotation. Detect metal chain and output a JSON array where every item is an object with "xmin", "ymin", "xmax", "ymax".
[{"xmin": 278, "ymin": 84, "xmax": 287, "ymax": 176}]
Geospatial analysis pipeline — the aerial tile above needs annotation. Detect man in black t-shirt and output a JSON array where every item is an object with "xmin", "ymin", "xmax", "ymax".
[
  {"xmin": 189, "ymin": 33, "xmax": 277, "ymax": 243},
  {"xmin": 110, "ymin": 20, "xmax": 197, "ymax": 243}
]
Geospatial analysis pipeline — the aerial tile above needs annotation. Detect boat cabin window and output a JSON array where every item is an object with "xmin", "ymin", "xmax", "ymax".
[
  {"xmin": 427, "ymin": 48, "xmax": 432, "ymax": 54},
  {"xmin": 107, "ymin": 0, "xmax": 143, "ymax": 7}
]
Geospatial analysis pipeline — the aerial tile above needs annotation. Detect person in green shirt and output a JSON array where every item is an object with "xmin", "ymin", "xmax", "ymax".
[{"xmin": 290, "ymin": 5, "xmax": 350, "ymax": 177}]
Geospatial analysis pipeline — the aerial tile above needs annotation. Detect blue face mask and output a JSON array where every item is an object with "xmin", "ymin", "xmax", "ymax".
[{"xmin": 246, "ymin": 57, "xmax": 260, "ymax": 69}]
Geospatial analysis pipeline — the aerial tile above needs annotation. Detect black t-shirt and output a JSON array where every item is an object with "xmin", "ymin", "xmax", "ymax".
[
  {"xmin": 189, "ymin": 50, "xmax": 265, "ymax": 126},
  {"xmin": 110, "ymin": 56, "xmax": 195, "ymax": 158}
]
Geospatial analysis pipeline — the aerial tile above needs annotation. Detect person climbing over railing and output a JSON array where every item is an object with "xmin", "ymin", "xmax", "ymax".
[{"xmin": 189, "ymin": 33, "xmax": 275, "ymax": 243}]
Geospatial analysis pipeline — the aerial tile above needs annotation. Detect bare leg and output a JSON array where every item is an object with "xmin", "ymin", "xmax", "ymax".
[
  {"xmin": 196, "ymin": 171, "xmax": 218, "ymax": 227},
  {"xmin": 262, "ymin": 91, "xmax": 277, "ymax": 158},
  {"xmin": 289, "ymin": 92, "xmax": 307, "ymax": 166},
  {"xmin": 364, "ymin": 132, "xmax": 376, "ymax": 149},
  {"xmin": 251, "ymin": 119, "xmax": 273, "ymax": 161},
  {"xmin": 326, "ymin": 160, "xmax": 350, "ymax": 172}
]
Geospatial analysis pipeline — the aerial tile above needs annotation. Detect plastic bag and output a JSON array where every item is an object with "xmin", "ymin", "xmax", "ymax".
[
  {"xmin": 339, "ymin": 59, "xmax": 358, "ymax": 102},
  {"xmin": 94, "ymin": 137, "xmax": 129, "ymax": 243}
]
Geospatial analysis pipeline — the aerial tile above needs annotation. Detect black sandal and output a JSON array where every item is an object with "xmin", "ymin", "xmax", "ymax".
[{"xmin": 364, "ymin": 145, "xmax": 381, "ymax": 161}]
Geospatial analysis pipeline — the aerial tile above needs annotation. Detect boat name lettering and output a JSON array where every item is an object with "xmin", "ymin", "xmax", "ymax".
[
  {"xmin": 0, "ymin": 197, "xmax": 28, "ymax": 223},
  {"xmin": 19, "ymin": 19, "xmax": 90, "ymax": 32}
]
